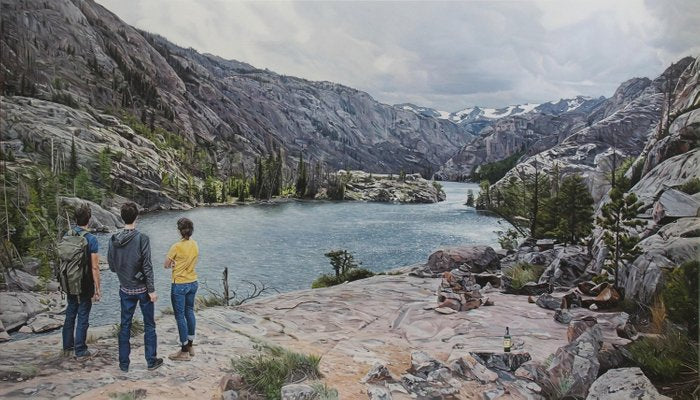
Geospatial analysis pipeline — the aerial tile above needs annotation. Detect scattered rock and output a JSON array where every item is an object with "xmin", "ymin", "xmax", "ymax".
[
  {"xmin": 473, "ymin": 272, "xmax": 502, "ymax": 288},
  {"xmin": 0, "ymin": 319, "xmax": 10, "ymax": 343},
  {"xmin": 408, "ymin": 351, "xmax": 445, "ymax": 378},
  {"xmin": 435, "ymin": 307, "xmax": 457, "ymax": 315},
  {"xmin": 538, "ymin": 245, "xmax": 592, "ymax": 287},
  {"xmin": 582, "ymin": 286, "xmax": 621, "ymax": 309},
  {"xmin": 553, "ymin": 309, "xmax": 572, "ymax": 324},
  {"xmin": 448, "ymin": 354, "xmax": 498, "ymax": 383},
  {"xmin": 586, "ymin": 367, "xmax": 671, "ymax": 400},
  {"xmin": 515, "ymin": 361, "xmax": 543, "ymax": 381},
  {"xmin": 221, "ymin": 390, "xmax": 239, "ymax": 400},
  {"xmin": 536, "ymin": 239, "xmax": 556, "ymax": 251},
  {"xmin": 535, "ymin": 294, "xmax": 562, "ymax": 310},
  {"xmin": 26, "ymin": 313, "xmax": 64, "ymax": 333},
  {"xmin": 598, "ymin": 343, "xmax": 632, "ymax": 373},
  {"xmin": 280, "ymin": 384, "xmax": 315, "ymax": 400},
  {"xmin": 482, "ymin": 387, "xmax": 505, "ymax": 400},
  {"xmin": 470, "ymin": 352, "xmax": 532, "ymax": 372},
  {"xmin": 589, "ymin": 304, "xmax": 598, "ymax": 311},
  {"xmin": 616, "ymin": 322, "xmax": 638, "ymax": 340},
  {"xmin": 527, "ymin": 296, "xmax": 535, "ymax": 303},
  {"xmin": 577, "ymin": 281, "xmax": 596, "ymax": 295},
  {"xmin": 219, "ymin": 374, "xmax": 244, "ymax": 392},
  {"xmin": 483, "ymin": 297, "xmax": 494, "ymax": 306},
  {"xmin": 361, "ymin": 363, "xmax": 395, "ymax": 384},
  {"xmin": 567, "ymin": 317, "xmax": 598, "ymax": 342},
  {"xmin": 366, "ymin": 385, "xmax": 391, "ymax": 400},
  {"xmin": 18, "ymin": 325, "xmax": 33, "ymax": 334}
]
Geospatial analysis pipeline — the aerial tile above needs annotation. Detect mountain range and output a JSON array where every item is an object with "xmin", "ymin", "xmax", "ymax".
[{"xmin": 0, "ymin": 0, "xmax": 697, "ymax": 213}]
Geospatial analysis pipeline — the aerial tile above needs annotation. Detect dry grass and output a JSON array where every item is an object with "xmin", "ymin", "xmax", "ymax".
[{"xmin": 650, "ymin": 297, "xmax": 667, "ymax": 334}]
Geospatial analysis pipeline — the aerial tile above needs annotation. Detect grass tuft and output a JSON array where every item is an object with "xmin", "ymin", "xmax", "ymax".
[
  {"xmin": 111, "ymin": 319, "xmax": 144, "ymax": 338},
  {"xmin": 231, "ymin": 342, "xmax": 322, "ymax": 400},
  {"xmin": 503, "ymin": 263, "xmax": 545, "ymax": 290}
]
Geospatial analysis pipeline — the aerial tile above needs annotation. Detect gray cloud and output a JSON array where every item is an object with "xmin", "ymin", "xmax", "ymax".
[{"xmin": 98, "ymin": 0, "xmax": 700, "ymax": 111}]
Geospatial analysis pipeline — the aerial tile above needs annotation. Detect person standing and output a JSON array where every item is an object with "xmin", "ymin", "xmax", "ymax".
[
  {"xmin": 108, "ymin": 202, "xmax": 163, "ymax": 372},
  {"xmin": 61, "ymin": 204, "xmax": 101, "ymax": 359},
  {"xmin": 164, "ymin": 217, "xmax": 199, "ymax": 361}
]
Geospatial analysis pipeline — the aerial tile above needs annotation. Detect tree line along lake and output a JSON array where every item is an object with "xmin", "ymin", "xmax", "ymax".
[{"xmin": 90, "ymin": 182, "xmax": 502, "ymax": 325}]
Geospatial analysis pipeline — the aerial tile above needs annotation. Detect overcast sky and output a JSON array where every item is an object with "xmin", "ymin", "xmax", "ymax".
[{"xmin": 98, "ymin": 0, "xmax": 700, "ymax": 111}]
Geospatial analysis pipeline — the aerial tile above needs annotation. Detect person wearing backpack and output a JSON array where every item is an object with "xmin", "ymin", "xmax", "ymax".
[
  {"xmin": 108, "ymin": 202, "xmax": 163, "ymax": 372},
  {"xmin": 59, "ymin": 204, "xmax": 101, "ymax": 360},
  {"xmin": 164, "ymin": 217, "xmax": 199, "ymax": 361}
]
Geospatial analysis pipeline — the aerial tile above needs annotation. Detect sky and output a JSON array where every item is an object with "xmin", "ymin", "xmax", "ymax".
[{"xmin": 98, "ymin": 0, "xmax": 700, "ymax": 112}]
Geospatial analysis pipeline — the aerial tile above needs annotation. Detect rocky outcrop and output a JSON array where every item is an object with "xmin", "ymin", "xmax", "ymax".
[
  {"xmin": 586, "ymin": 368, "xmax": 671, "ymax": 400},
  {"xmin": 59, "ymin": 196, "xmax": 124, "ymax": 231},
  {"xmin": 538, "ymin": 245, "xmax": 592, "ymax": 287},
  {"xmin": 0, "ymin": 0, "xmax": 472, "ymax": 202},
  {"xmin": 322, "ymin": 171, "xmax": 445, "ymax": 203},
  {"xmin": 417, "ymin": 245, "xmax": 500, "ymax": 276},
  {"xmin": 0, "ymin": 292, "xmax": 54, "ymax": 331}
]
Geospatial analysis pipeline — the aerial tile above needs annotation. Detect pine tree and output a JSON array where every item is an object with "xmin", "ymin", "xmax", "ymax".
[
  {"xmin": 98, "ymin": 146, "xmax": 113, "ymax": 196},
  {"xmin": 554, "ymin": 175, "xmax": 594, "ymax": 244},
  {"xmin": 69, "ymin": 134, "xmax": 78, "ymax": 179},
  {"xmin": 597, "ymin": 187, "xmax": 644, "ymax": 292},
  {"xmin": 295, "ymin": 152, "xmax": 307, "ymax": 198}
]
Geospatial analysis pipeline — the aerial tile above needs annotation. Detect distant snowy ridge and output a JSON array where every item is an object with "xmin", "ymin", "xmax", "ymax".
[{"xmin": 396, "ymin": 95, "xmax": 605, "ymax": 126}]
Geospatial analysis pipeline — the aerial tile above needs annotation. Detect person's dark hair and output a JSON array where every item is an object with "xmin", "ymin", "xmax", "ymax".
[
  {"xmin": 75, "ymin": 203, "xmax": 91, "ymax": 226},
  {"xmin": 121, "ymin": 202, "xmax": 139, "ymax": 225},
  {"xmin": 177, "ymin": 218, "xmax": 193, "ymax": 239}
]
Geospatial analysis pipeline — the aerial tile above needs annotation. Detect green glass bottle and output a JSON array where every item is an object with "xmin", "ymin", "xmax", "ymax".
[{"xmin": 503, "ymin": 326, "xmax": 512, "ymax": 352}]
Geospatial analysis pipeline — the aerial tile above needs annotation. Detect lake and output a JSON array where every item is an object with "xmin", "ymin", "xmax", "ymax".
[{"xmin": 90, "ymin": 182, "xmax": 502, "ymax": 325}]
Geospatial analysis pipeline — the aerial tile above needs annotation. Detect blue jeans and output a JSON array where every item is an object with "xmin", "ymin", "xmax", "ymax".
[
  {"xmin": 171, "ymin": 281, "xmax": 198, "ymax": 345},
  {"xmin": 62, "ymin": 294, "xmax": 92, "ymax": 356},
  {"xmin": 118, "ymin": 290, "xmax": 157, "ymax": 370}
]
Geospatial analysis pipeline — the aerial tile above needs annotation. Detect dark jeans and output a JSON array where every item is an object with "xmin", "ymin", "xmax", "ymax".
[
  {"xmin": 62, "ymin": 294, "xmax": 92, "ymax": 356},
  {"xmin": 171, "ymin": 281, "xmax": 198, "ymax": 345},
  {"xmin": 118, "ymin": 290, "xmax": 157, "ymax": 370}
]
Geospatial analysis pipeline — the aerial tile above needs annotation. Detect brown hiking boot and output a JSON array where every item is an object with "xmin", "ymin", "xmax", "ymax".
[
  {"xmin": 187, "ymin": 343, "xmax": 195, "ymax": 356},
  {"xmin": 169, "ymin": 349, "xmax": 191, "ymax": 361}
]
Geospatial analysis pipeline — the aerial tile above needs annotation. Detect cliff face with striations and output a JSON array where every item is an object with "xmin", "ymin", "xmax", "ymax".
[{"xmin": 0, "ymin": 0, "xmax": 471, "ymax": 209}]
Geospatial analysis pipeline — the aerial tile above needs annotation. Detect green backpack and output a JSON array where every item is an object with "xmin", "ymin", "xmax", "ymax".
[{"xmin": 57, "ymin": 229, "xmax": 89, "ymax": 295}]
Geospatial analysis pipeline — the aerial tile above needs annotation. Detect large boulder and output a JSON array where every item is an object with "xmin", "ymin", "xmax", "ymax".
[
  {"xmin": 2, "ymin": 269, "xmax": 58, "ymax": 292},
  {"xmin": 60, "ymin": 196, "xmax": 124, "ymax": 232},
  {"xmin": 619, "ymin": 217, "xmax": 700, "ymax": 304},
  {"xmin": 425, "ymin": 245, "xmax": 500, "ymax": 275},
  {"xmin": 0, "ymin": 292, "xmax": 50, "ymax": 331},
  {"xmin": 652, "ymin": 188, "xmax": 700, "ymax": 223},
  {"xmin": 544, "ymin": 325, "xmax": 603, "ymax": 398},
  {"xmin": 538, "ymin": 245, "xmax": 592, "ymax": 287},
  {"xmin": 25, "ymin": 313, "xmax": 64, "ymax": 333},
  {"xmin": 586, "ymin": 367, "xmax": 671, "ymax": 400}
]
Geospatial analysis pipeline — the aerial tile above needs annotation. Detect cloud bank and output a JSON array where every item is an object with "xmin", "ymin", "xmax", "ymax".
[{"xmin": 98, "ymin": 0, "xmax": 700, "ymax": 111}]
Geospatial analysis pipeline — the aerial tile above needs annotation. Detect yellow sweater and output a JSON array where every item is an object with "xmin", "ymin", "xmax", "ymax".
[{"xmin": 167, "ymin": 239, "xmax": 199, "ymax": 283}]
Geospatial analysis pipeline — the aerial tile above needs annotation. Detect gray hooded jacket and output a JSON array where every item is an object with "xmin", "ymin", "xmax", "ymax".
[{"xmin": 108, "ymin": 229, "xmax": 155, "ymax": 293}]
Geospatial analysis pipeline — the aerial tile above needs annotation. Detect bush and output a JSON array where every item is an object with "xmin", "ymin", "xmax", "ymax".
[
  {"xmin": 677, "ymin": 177, "xmax": 700, "ymax": 195},
  {"xmin": 661, "ymin": 260, "xmax": 698, "ymax": 338},
  {"xmin": 628, "ymin": 326, "xmax": 696, "ymax": 382},
  {"xmin": 231, "ymin": 343, "xmax": 321, "ymax": 400},
  {"xmin": 311, "ymin": 274, "xmax": 341, "ymax": 289},
  {"xmin": 503, "ymin": 263, "xmax": 544, "ymax": 290},
  {"xmin": 311, "ymin": 382, "xmax": 339, "ymax": 400},
  {"xmin": 311, "ymin": 268, "xmax": 375, "ymax": 288}
]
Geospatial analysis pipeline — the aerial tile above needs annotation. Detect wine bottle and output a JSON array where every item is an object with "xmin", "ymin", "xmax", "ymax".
[{"xmin": 503, "ymin": 326, "xmax": 512, "ymax": 352}]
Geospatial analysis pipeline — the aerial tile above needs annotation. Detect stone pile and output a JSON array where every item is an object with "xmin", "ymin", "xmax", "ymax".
[{"xmin": 436, "ymin": 269, "xmax": 484, "ymax": 312}]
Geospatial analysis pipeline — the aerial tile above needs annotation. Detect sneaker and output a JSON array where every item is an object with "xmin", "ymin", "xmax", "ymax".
[
  {"xmin": 120, "ymin": 366, "xmax": 129, "ymax": 373},
  {"xmin": 61, "ymin": 348, "xmax": 74, "ymax": 357},
  {"xmin": 168, "ymin": 350, "xmax": 192, "ymax": 361},
  {"xmin": 74, "ymin": 349, "xmax": 99, "ymax": 361},
  {"xmin": 187, "ymin": 343, "xmax": 195, "ymax": 357},
  {"xmin": 147, "ymin": 358, "xmax": 164, "ymax": 371}
]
